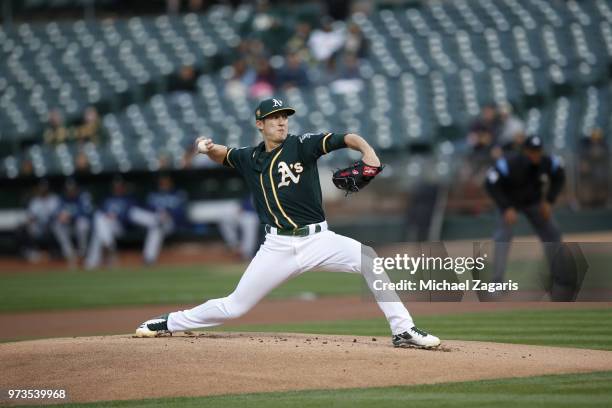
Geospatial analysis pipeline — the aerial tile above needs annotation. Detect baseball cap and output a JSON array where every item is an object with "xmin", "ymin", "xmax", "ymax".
[
  {"xmin": 254, "ymin": 98, "xmax": 296, "ymax": 120},
  {"xmin": 523, "ymin": 135, "xmax": 543, "ymax": 150}
]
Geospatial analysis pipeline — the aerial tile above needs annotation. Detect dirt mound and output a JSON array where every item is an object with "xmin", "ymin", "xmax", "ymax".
[{"xmin": 2, "ymin": 333, "xmax": 612, "ymax": 406}]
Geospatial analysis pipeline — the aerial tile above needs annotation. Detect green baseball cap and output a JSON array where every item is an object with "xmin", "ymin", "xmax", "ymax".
[{"xmin": 254, "ymin": 98, "xmax": 296, "ymax": 120}]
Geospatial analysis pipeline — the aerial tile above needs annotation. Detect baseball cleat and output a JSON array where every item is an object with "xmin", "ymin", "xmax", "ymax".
[
  {"xmin": 135, "ymin": 314, "xmax": 171, "ymax": 337},
  {"xmin": 392, "ymin": 326, "xmax": 441, "ymax": 349}
]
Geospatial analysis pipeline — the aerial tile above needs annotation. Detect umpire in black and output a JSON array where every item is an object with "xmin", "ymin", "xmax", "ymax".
[{"xmin": 484, "ymin": 135, "xmax": 565, "ymax": 284}]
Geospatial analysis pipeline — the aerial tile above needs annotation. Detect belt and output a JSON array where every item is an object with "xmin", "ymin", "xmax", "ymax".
[{"xmin": 265, "ymin": 221, "xmax": 327, "ymax": 237}]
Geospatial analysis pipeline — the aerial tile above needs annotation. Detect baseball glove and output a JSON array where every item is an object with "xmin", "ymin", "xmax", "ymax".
[{"xmin": 332, "ymin": 160, "xmax": 384, "ymax": 195}]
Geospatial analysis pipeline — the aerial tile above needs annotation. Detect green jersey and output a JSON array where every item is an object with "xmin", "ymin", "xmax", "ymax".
[{"xmin": 223, "ymin": 132, "xmax": 347, "ymax": 229}]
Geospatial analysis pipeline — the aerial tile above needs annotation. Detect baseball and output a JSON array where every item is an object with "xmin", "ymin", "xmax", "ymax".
[{"xmin": 197, "ymin": 138, "xmax": 210, "ymax": 154}]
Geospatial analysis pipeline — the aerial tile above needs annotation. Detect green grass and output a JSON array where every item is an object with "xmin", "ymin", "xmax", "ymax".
[
  {"xmin": 208, "ymin": 308, "xmax": 612, "ymax": 351},
  {"xmin": 0, "ymin": 264, "xmax": 363, "ymax": 312},
  {"xmin": 1, "ymin": 249, "xmax": 609, "ymax": 312},
  {"xmin": 21, "ymin": 371, "xmax": 612, "ymax": 408}
]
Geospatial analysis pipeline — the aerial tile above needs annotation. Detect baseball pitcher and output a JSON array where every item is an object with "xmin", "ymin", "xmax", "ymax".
[{"xmin": 136, "ymin": 98, "xmax": 440, "ymax": 348}]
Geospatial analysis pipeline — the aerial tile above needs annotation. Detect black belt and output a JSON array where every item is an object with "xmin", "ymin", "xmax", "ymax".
[{"xmin": 265, "ymin": 224, "xmax": 322, "ymax": 237}]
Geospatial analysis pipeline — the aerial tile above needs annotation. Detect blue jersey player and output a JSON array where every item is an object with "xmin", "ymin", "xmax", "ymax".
[
  {"xmin": 85, "ymin": 176, "xmax": 164, "ymax": 269},
  {"xmin": 55, "ymin": 178, "xmax": 94, "ymax": 264}
]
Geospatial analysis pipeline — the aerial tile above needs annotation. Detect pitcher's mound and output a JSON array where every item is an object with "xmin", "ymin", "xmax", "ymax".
[{"xmin": 3, "ymin": 333, "xmax": 612, "ymax": 405}]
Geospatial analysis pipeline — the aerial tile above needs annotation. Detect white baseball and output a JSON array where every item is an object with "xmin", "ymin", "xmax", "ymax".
[{"xmin": 197, "ymin": 138, "xmax": 210, "ymax": 154}]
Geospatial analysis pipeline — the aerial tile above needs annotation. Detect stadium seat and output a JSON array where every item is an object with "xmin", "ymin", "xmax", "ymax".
[{"xmin": 1, "ymin": 0, "xmax": 611, "ymax": 175}]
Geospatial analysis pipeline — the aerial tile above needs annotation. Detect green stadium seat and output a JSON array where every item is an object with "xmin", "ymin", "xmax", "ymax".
[{"xmin": 1, "ymin": 0, "xmax": 611, "ymax": 176}]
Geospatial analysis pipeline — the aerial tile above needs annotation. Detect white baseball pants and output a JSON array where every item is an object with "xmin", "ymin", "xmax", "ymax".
[
  {"xmin": 168, "ymin": 227, "xmax": 415, "ymax": 335},
  {"xmin": 85, "ymin": 208, "xmax": 164, "ymax": 268},
  {"xmin": 218, "ymin": 211, "xmax": 260, "ymax": 259},
  {"xmin": 53, "ymin": 217, "xmax": 90, "ymax": 261}
]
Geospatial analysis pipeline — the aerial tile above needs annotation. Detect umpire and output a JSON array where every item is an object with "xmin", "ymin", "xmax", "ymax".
[{"xmin": 484, "ymin": 135, "xmax": 565, "ymax": 284}]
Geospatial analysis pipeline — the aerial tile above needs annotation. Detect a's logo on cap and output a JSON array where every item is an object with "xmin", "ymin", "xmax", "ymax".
[{"xmin": 272, "ymin": 99, "xmax": 283, "ymax": 107}]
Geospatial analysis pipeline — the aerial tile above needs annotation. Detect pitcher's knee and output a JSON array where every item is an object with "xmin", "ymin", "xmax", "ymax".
[{"xmin": 223, "ymin": 296, "xmax": 253, "ymax": 319}]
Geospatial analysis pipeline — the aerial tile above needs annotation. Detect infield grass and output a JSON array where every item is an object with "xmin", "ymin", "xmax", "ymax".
[
  {"xmin": 0, "ymin": 265, "xmax": 363, "ymax": 312},
  {"xmin": 1, "ymin": 253, "xmax": 609, "ymax": 312},
  {"xmin": 209, "ymin": 308, "xmax": 612, "ymax": 351},
  {"xmin": 26, "ymin": 371, "xmax": 612, "ymax": 408}
]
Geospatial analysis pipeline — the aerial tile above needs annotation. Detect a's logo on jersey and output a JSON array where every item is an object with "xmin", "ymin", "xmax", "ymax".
[
  {"xmin": 272, "ymin": 99, "xmax": 283, "ymax": 107},
  {"xmin": 277, "ymin": 161, "xmax": 303, "ymax": 188}
]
